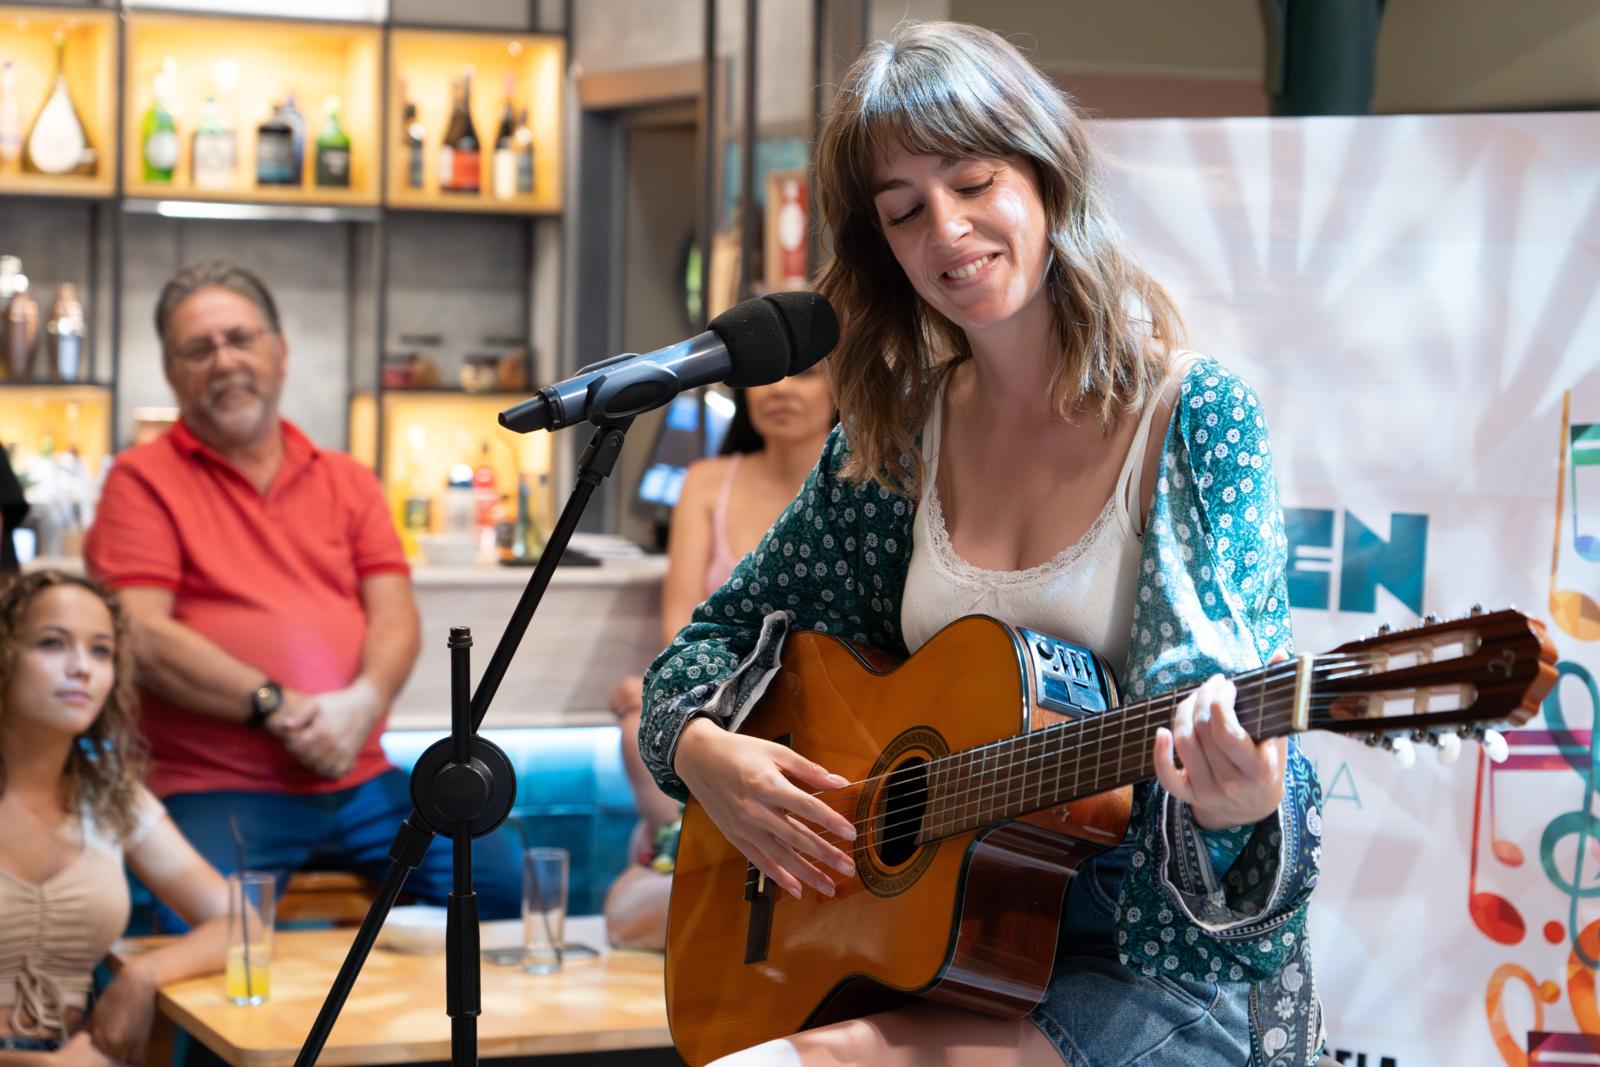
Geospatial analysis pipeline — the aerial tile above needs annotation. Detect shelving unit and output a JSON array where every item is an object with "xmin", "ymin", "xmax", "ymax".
[
  {"xmin": 0, "ymin": 3, "xmax": 569, "ymax": 561},
  {"xmin": 0, "ymin": 6, "xmax": 117, "ymax": 200}
]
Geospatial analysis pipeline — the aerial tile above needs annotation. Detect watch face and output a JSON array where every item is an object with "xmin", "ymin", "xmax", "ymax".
[{"xmin": 254, "ymin": 684, "xmax": 282, "ymax": 713}]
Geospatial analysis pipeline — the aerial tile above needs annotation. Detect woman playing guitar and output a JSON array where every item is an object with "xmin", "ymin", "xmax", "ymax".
[{"xmin": 642, "ymin": 21, "xmax": 1322, "ymax": 1066}]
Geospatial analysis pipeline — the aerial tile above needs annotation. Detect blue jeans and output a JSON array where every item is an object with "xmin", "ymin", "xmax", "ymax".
[
  {"xmin": 1027, "ymin": 844, "xmax": 1252, "ymax": 1066},
  {"xmin": 156, "ymin": 768, "xmax": 523, "ymax": 931}
]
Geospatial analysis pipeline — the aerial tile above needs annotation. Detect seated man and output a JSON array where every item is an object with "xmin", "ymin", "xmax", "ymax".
[{"xmin": 86, "ymin": 261, "xmax": 520, "ymax": 925}]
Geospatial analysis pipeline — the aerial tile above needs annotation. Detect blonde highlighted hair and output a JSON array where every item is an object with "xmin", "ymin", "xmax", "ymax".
[
  {"xmin": 0, "ymin": 571, "xmax": 147, "ymax": 842},
  {"xmin": 814, "ymin": 21, "xmax": 1186, "ymax": 493}
]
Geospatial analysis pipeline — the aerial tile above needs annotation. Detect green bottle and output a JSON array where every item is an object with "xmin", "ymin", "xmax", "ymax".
[
  {"xmin": 140, "ymin": 65, "xmax": 178, "ymax": 184},
  {"xmin": 314, "ymin": 96, "xmax": 351, "ymax": 188}
]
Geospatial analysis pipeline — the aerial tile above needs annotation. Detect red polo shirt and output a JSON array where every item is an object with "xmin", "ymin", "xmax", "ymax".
[{"xmin": 85, "ymin": 419, "xmax": 408, "ymax": 797}]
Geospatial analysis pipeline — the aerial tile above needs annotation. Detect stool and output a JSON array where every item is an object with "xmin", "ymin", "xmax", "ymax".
[{"xmin": 278, "ymin": 870, "xmax": 403, "ymax": 925}]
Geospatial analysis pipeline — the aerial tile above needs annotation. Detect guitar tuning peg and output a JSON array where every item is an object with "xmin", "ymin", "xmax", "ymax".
[
  {"xmin": 1482, "ymin": 729, "xmax": 1509, "ymax": 765},
  {"xmin": 1436, "ymin": 732, "xmax": 1462, "ymax": 764},
  {"xmin": 1468, "ymin": 603, "xmax": 1485, "ymax": 616},
  {"xmin": 1390, "ymin": 736, "xmax": 1417, "ymax": 769},
  {"xmin": 1376, "ymin": 623, "xmax": 1393, "ymax": 636},
  {"xmin": 1424, "ymin": 612, "xmax": 1441, "ymax": 624}
]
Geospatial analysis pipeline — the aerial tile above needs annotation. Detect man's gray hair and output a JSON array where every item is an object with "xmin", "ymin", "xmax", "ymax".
[{"xmin": 154, "ymin": 262, "xmax": 282, "ymax": 353}]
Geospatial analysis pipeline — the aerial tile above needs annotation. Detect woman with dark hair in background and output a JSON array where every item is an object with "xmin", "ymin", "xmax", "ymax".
[{"xmin": 604, "ymin": 369, "xmax": 836, "ymax": 949}]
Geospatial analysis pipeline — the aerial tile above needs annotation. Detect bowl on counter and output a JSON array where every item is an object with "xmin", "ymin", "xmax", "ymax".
[
  {"xmin": 377, "ymin": 905, "xmax": 448, "ymax": 954},
  {"xmin": 417, "ymin": 533, "xmax": 480, "ymax": 567}
]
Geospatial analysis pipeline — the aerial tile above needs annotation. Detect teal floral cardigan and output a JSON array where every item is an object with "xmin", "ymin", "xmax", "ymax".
[{"xmin": 642, "ymin": 357, "xmax": 1324, "ymax": 1067}]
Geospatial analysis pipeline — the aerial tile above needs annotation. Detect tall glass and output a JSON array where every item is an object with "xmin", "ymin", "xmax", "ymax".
[
  {"xmin": 522, "ymin": 847, "xmax": 568, "ymax": 974},
  {"xmin": 225, "ymin": 871, "xmax": 275, "ymax": 1005}
]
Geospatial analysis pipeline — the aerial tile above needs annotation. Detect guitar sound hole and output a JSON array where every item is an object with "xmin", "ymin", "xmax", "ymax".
[{"xmin": 876, "ymin": 758, "xmax": 928, "ymax": 867}]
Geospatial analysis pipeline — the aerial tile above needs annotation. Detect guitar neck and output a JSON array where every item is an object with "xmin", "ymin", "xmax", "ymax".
[{"xmin": 917, "ymin": 659, "xmax": 1309, "ymax": 844}]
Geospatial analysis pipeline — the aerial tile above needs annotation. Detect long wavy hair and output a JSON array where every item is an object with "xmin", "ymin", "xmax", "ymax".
[
  {"xmin": 0, "ymin": 572, "xmax": 146, "ymax": 842},
  {"xmin": 814, "ymin": 21, "xmax": 1187, "ymax": 493}
]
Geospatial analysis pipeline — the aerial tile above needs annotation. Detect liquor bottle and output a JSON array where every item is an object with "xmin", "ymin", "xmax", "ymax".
[
  {"xmin": 491, "ymin": 74, "xmax": 516, "ymax": 201},
  {"xmin": 513, "ymin": 106, "xmax": 534, "ymax": 195},
  {"xmin": 255, "ymin": 103, "xmax": 296, "ymax": 186},
  {"xmin": 191, "ymin": 94, "xmax": 236, "ymax": 189},
  {"xmin": 314, "ymin": 96, "xmax": 351, "ymax": 188},
  {"xmin": 399, "ymin": 82, "xmax": 424, "ymax": 190},
  {"xmin": 0, "ymin": 61, "xmax": 22, "ymax": 173},
  {"xmin": 4, "ymin": 269, "xmax": 38, "ymax": 380},
  {"xmin": 437, "ymin": 68, "xmax": 479, "ymax": 194},
  {"xmin": 472, "ymin": 442, "xmax": 498, "ymax": 529},
  {"xmin": 0, "ymin": 256, "xmax": 21, "ymax": 381},
  {"xmin": 140, "ymin": 62, "xmax": 179, "ymax": 184},
  {"xmin": 281, "ymin": 91, "xmax": 306, "ymax": 176},
  {"xmin": 24, "ymin": 32, "xmax": 94, "ymax": 177},
  {"xmin": 44, "ymin": 282, "xmax": 85, "ymax": 382}
]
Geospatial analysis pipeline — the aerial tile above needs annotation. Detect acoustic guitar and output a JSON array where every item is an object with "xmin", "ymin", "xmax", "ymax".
[{"xmin": 664, "ymin": 609, "xmax": 1557, "ymax": 1065}]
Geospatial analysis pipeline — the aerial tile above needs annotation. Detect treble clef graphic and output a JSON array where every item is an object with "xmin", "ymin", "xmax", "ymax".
[{"xmin": 1538, "ymin": 661, "xmax": 1600, "ymax": 968}]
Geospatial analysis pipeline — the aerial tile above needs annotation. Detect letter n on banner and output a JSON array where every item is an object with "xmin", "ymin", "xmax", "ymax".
[{"xmin": 1340, "ymin": 511, "xmax": 1428, "ymax": 615}]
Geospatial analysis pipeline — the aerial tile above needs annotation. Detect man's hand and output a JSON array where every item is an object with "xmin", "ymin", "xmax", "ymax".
[
  {"xmin": 87, "ymin": 960, "xmax": 158, "ymax": 1065},
  {"xmin": 280, "ymin": 678, "xmax": 382, "ymax": 779}
]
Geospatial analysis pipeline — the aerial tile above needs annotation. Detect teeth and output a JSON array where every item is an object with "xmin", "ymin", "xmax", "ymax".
[{"xmin": 944, "ymin": 255, "xmax": 991, "ymax": 280}]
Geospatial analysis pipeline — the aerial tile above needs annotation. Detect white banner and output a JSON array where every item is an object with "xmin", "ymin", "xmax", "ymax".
[{"xmin": 1099, "ymin": 112, "xmax": 1600, "ymax": 1067}]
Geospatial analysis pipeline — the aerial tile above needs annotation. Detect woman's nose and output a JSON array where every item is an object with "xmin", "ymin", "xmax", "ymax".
[{"xmin": 927, "ymin": 189, "xmax": 971, "ymax": 244}]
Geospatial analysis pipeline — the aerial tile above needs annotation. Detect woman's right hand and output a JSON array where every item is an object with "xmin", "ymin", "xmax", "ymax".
[
  {"xmin": 673, "ymin": 717, "xmax": 858, "ymax": 900},
  {"xmin": 56, "ymin": 1032, "xmax": 119, "ymax": 1067}
]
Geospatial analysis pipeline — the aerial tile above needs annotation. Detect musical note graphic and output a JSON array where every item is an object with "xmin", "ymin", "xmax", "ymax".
[
  {"xmin": 1491, "ymin": 754, "xmax": 1527, "ymax": 867},
  {"xmin": 1473, "ymin": 746, "xmax": 1528, "ymax": 944},
  {"xmin": 1538, "ymin": 663, "xmax": 1600, "ymax": 969},
  {"xmin": 1567, "ymin": 918, "xmax": 1600, "ymax": 1035},
  {"xmin": 1487, "ymin": 963, "xmax": 1561, "ymax": 1067},
  {"xmin": 1552, "ymin": 391, "xmax": 1600, "ymax": 641}
]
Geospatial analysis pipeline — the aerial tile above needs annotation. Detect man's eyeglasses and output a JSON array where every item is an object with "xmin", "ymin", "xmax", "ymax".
[{"xmin": 170, "ymin": 327, "xmax": 271, "ymax": 366}]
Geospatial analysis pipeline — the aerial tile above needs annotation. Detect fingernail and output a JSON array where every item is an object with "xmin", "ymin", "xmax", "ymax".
[
  {"xmin": 837, "ymin": 858, "xmax": 856, "ymax": 877},
  {"xmin": 819, "ymin": 881, "xmax": 836, "ymax": 898},
  {"xmin": 788, "ymin": 884, "xmax": 802, "ymax": 900},
  {"xmin": 838, "ymin": 822, "xmax": 857, "ymax": 841},
  {"xmin": 829, "ymin": 774, "xmax": 850, "ymax": 788}
]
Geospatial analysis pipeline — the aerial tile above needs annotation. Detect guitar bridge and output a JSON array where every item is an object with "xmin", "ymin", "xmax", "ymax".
[
  {"xmin": 743, "ymin": 864, "xmax": 777, "ymax": 963},
  {"xmin": 1019, "ymin": 627, "xmax": 1117, "ymax": 718}
]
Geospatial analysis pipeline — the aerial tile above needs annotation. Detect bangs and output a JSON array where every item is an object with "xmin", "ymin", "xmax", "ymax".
[{"xmin": 833, "ymin": 41, "xmax": 1040, "ymax": 213}]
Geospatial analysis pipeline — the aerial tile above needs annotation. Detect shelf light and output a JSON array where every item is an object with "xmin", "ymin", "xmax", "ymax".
[{"xmin": 131, "ymin": 199, "xmax": 379, "ymax": 224}]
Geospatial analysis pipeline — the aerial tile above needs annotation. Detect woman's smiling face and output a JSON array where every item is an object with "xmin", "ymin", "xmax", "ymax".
[{"xmin": 870, "ymin": 147, "xmax": 1052, "ymax": 339}]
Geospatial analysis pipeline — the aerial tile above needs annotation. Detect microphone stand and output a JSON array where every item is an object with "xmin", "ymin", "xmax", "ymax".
[{"xmin": 294, "ymin": 414, "xmax": 635, "ymax": 1067}]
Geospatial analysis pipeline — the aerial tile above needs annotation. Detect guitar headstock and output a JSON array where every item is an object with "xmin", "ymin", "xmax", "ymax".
[{"xmin": 1307, "ymin": 607, "xmax": 1558, "ymax": 759}]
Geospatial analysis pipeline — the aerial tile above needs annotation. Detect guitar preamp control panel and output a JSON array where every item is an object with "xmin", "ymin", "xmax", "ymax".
[{"xmin": 1018, "ymin": 627, "xmax": 1118, "ymax": 719}]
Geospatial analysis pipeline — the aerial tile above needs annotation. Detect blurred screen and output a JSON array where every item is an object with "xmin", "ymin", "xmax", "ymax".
[{"xmin": 636, "ymin": 390, "xmax": 735, "ymax": 508}]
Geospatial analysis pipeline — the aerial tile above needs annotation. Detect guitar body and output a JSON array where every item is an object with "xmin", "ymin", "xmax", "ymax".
[{"xmin": 665, "ymin": 616, "xmax": 1133, "ymax": 1065}]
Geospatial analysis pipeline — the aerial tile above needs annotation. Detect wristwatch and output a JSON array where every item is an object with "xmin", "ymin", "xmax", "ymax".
[{"xmin": 247, "ymin": 680, "xmax": 283, "ymax": 728}]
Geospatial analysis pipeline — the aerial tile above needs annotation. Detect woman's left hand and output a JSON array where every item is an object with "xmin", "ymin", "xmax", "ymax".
[
  {"xmin": 89, "ymin": 960, "xmax": 158, "ymax": 1065},
  {"xmin": 1152, "ymin": 652, "xmax": 1290, "ymax": 831}
]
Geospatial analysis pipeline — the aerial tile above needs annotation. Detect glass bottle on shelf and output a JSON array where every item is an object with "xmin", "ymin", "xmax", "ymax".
[
  {"xmin": 0, "ymin": 255, "xmax": 21, "ymax": 319},
  {"xmin": 513, "ymin": 106, "xmax": 534, "ymax": 195},
  {"xmin": 44, "ymin": 282, "xmax": 85, "ymax": 382},
  {"xmin": 24, "ymin": 31, "xmax": 93, "ymax": 177},
  {"xmin": 400, "ymin": 83, "xmax": 424, "ymax": 190},
  {"xmin": 191, "ymin": 94, "xmax": 236, "ymax": 189},
  {"xmin": 281, "ymin": 92, "xmax": 306, "ymax": 177},
  {"xmin": 314, "ymin": 96, "xmax": 351, "ymax": 188},
  {"xmin": 4, "ymin": 270, "xmax": 38, "ymax": 381},
  {"xmin": 0, "ymin": 61, "xmax": 22, "ymax": 174},
  {"xmin": 255, "ymin": 102, "xmax": 296, "ymax": 186},
  {"xmin": 437, "ymin": 67, "xmax": 479, "ymax": 194},
  {"xmin": 472, "ymin": 442, "xmax": 498, "ymax": 530},
  {"xmin": 140, "ymin": 61, "xmax": 179, "ymax": 184},
  {"xmin": 491, "ymin": 75, "xmax": 516, "ymax": 201}
]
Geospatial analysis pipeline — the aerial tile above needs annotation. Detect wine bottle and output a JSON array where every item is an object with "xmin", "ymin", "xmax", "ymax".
[
  {"xmin": 513, "ymin": 106, "xmax": 534, "ymax": 195},
  {"xmin": 140, "ymin": 62, "xmax": 179, "ymax": 184},
  {"xmin": 24, "ymin": 32, "xmax": 93, "ymax": 177},
  {"xmin": 0, "ymin": 61, "xmax": 21, "ymax": 174},
  {"xmin": 439, "ymin": 67, "xmax": 479, "ymax": 194},
  {"xmin": 4, "ymin": 270, "xmax": 38, "ymax": 380},
  {"xmin": 491, "ymin": 74, "xmax": 516, "ymax": 200},
  {"xmin": 191, "ymin": 93, "xmax": 236, "ymax": 189},
  {"xmin": 281, "ymin": 91, "xmax": 306, "ymax": 176},
  {"xmin": 45, "ymin": 282, "xmax": 85, "ymax": 382},
  {"xmin": 255, "ymin": 103, "xmax": 296, "ymax": 186},
  {"xmin": 400, "ymin": 82, "xmax": 424, "ymax": 190},
  {"xmin": 314, "ymin": 96, "xmax": 351, "ymax": 188}
]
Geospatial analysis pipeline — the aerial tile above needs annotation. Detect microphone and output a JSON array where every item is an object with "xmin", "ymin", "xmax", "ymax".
[{"xmin": 498, "ymin": 291, "xmax": 838, "ymax": 434}]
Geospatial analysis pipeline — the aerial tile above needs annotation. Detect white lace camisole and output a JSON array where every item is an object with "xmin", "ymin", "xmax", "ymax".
[{"xmin": 901, "ymin": 353, "xmax": 1199, "ymax": 668}]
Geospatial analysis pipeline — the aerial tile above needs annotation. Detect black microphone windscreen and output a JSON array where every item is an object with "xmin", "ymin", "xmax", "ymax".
[
  {"xmin": 707, "ymin": 298, "xmax": 793, "ymax": 388},
  {"xmin": 762, "ymin": 291, "xmax": 840, "ymax": 374}
]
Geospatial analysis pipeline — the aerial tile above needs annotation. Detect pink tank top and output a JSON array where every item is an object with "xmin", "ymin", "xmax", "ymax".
[{"xmin": 702, "ymin": 454, "xmax": 741, "ymax": 596}]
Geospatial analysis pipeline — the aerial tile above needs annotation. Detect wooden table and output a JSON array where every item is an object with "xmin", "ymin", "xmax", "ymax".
[{"xmin": 116, "ymin": 918, "xmax": 674, "ymax": 1067}]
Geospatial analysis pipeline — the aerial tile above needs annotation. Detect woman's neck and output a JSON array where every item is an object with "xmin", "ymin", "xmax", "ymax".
[
  {"xmin": 960, "ymin": 295, "xmax": 1066, "ymax": 426},
  {"xmin": 756, "ymin": 430, "xmax": 832, "ymax": 490},
  {"xmin": 0, "ymin": 725, "xmax": 73, "ymax": 799}
]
